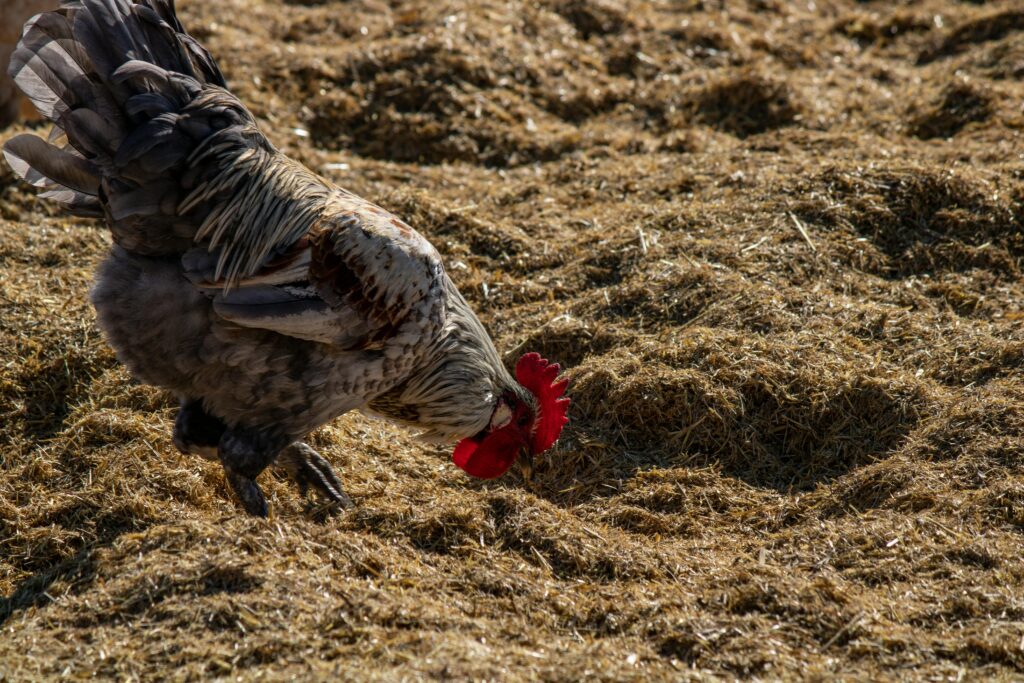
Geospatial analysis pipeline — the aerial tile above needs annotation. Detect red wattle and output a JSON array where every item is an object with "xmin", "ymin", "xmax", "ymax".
[{"xmin": 452, "ymin": 428, "xmax": 522, "ymax": 479}]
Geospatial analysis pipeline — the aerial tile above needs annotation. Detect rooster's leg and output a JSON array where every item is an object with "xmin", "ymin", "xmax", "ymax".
[
  {"xmin": 172, "ymin": 399, "xmax": 225, "ymax": 461},
  {"xmin": 218, "ymin": 429, "xmax": 290, "ymax": 517},
  {"xmin": 276, "ymin": 443, "xmax": 353, "ymax": 509}
]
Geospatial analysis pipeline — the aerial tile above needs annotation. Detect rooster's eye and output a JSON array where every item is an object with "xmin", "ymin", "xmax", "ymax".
[{"xmin": 490, "ymin": 403, "xmax": 513, "ymax": 430}]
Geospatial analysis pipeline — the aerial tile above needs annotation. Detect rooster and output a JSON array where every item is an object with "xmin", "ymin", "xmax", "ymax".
[{"xmin": 3, "ymin": 0, "xmax": 569, "ymax": 516}]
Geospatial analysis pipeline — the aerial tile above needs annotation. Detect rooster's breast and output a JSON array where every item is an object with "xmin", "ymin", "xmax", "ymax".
[{"xmin": 90, "ymin": 247, "xmax": 381, "ymax": 436}]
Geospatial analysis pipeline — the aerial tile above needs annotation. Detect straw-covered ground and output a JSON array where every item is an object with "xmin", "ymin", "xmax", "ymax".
[{"xmin": 3, "ymin": 0, "xmax": 1024, "ymax": 679}]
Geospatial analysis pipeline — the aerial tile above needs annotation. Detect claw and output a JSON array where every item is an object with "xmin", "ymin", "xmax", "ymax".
[{"xmin": 277, "ymin": 443, "xmax": 353, "ymax": 510}]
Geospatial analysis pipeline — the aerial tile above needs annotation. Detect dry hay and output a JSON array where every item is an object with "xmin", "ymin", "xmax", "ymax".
[
  {"xmin": 908, "ymin": 79, "xmax": 994, "ymax": 140},
  {"xmin": 3, "ymin": 0, "xmax": 1024, "ymax": 680}
]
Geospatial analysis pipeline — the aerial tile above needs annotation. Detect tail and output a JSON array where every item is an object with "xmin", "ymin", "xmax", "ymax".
[{"xmin": 2, "ymin": 0, "xmax": 329, "ymax": 276}]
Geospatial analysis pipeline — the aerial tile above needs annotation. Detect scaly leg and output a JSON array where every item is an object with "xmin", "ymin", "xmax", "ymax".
[{"xmin": 217, "ymin": 428, "xmax": 289, "ymax": 517}]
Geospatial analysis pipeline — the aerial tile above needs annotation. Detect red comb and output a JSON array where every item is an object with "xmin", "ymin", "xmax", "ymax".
[{"xmin": 515, "ymin": 352, "xmax": 570, "ymax": 453}]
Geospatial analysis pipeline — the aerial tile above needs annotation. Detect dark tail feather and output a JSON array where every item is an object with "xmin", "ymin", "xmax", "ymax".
[
  {"xmin": 4, "ymin": 133, "xmax": 99, "ymax": 194},
  {"xmin": 3, "ymin": 131, "xmax": 103, "ymax": 217},
  {"xmin": 2, "ymin": 0, "xmax": 260, "ymax": 253}
]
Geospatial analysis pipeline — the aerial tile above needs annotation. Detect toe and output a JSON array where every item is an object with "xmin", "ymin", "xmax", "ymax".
[
  {"xmin": 278, "ymin": 443, "xmax": 353, "ymax": 509},
  {"xmin": 306, "ymin": 454, "xmax": 353, "ymax": 509}
]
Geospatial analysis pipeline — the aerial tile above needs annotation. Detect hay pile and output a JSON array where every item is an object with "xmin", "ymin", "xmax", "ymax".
[{"xmin": 3, "ymin": 0, "xmax": 1024, "ymax": 679}]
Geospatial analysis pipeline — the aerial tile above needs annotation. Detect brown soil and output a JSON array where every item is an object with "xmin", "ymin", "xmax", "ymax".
[{"xmin": 3, "ymin": 0, "xmax": 1024, "ymax": 680}]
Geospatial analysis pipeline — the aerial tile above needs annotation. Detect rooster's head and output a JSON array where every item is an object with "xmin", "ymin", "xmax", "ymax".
[{"xmin": 452, "ymin": 353, "xmax": 570, "ymax": 480}]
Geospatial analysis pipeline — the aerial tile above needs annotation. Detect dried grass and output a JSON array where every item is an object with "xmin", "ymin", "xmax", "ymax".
[{"xmin": 3, "ymin": 0, "xmax": 1024, "ymax": 680}]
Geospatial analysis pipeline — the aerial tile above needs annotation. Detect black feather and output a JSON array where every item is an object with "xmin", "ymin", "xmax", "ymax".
[
  {"xmin": 124, "ymin": 91, "xmax": 175, "ymax": 118},
  {"xmin": 40, "ymin": 188, "xmax": 104, "ymax": 217},
  {"xmin": 113, "ymin": 113, "xmax": 178, "ymax": 165},
  {"xmin": 106, "ymin": 180, "xmax": 179, "ymax": 221},
  {"xmin": 62, "ymin": 107, "xmax": 120, "ymax": 157}
]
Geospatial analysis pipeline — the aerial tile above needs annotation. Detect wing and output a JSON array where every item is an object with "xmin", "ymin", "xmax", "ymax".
[{"xmin": 183, "ymin": 193, "xmax": 447, "ymax": 350}]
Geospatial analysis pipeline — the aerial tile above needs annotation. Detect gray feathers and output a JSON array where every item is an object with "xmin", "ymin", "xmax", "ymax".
[{"xmin": 212, "ymin": 288, "xmax": 343, "ymax": 346}]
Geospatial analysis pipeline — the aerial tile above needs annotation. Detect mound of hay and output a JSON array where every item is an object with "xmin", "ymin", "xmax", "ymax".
[
  {"xmin": 908, "ymin": 80, "xmax": 994, "ymax": 139},
  {"xmin": 688, "ymin": 69, "xmax": 802, "ymax": 138},
  {"xmin": 3, "ymin": 0, "xmax": 1024, "ymax": 680}
]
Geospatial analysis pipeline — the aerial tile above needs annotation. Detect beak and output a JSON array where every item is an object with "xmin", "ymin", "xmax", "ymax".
[{"xmin": 518, "ymin": 446, "xmax": 533, "ymax": 483}]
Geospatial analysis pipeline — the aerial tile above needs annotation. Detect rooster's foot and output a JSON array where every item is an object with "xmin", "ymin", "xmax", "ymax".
[{"xmin": 277, "ymin": 442, "xmax": 353, "ymax": 510}]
